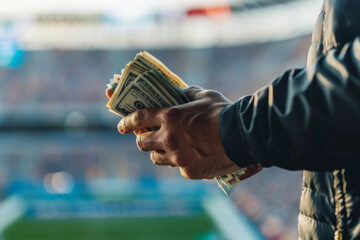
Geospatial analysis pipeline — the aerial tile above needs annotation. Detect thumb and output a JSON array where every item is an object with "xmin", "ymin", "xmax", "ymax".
[{"xmin": 184, "ymin": 86, "xmax": 204, "ymax": 101}]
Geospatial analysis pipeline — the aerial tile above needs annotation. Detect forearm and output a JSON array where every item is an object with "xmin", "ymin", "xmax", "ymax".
[{"xmin": 220, "ymin": 37, "xmax": 360, "ymax": 171}]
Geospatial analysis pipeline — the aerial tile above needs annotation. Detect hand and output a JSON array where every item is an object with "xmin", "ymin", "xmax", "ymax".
[{"xmin": 106, "ymin": 86, "xmax": 262, "ymax": 180}]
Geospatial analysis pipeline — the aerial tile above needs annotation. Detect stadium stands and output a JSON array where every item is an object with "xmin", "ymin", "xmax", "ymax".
[{"xmin": 0, "ymin": 35, "xmax": 310, "ymax": 239}]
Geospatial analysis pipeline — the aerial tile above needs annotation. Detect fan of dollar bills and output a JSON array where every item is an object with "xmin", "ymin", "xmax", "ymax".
[{"xmin": 106, "ymin": 51, "xmax": 246, "ymax": 194}]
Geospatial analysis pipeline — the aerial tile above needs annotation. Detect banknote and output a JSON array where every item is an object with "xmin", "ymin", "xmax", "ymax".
[
  {"xmin": 135, "ymin": 74, "xmax": 175, "ymax": 107},
  {"xmin": 107, "ymin": 64, "xmax": 144, "ymax": 108},
  {"xmin": 137, "ymin": 51, "xmax": 187, "ymax": 88},
  {"xmin": 112, "ymin": 83, "xmax": 161, "ymax": 117}
]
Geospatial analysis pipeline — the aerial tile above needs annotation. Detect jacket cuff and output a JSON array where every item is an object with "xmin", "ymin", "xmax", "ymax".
[{"xmin": 219, "ymin": 102, "xmax": 254, "ymax": 167}]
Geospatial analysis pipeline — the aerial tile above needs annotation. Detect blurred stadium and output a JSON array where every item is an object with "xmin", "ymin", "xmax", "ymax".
[{"xmin": 0, "ymin": 0, "xmax": 322, "ymax": 239}]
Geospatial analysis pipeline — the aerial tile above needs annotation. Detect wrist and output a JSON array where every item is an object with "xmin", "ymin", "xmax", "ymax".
[{"xmin": 219, "ymin": 102, "xmax": 254, "ymax": 168}]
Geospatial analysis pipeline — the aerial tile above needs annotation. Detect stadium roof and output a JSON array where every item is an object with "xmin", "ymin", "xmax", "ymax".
[
  {"xmin": 0, "ymin": 0, "xmax": 297, "ymax": 16},
  {"xmin": 0, "ymin": 0, "xmax": 322, "ymax": 49}
]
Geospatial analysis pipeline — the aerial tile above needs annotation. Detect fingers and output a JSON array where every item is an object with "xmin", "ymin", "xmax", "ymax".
[
  {"xmin": 118, "ymin": 108, "xmax": 163, "ymax": 134},
  {"xmin": 136, "ymin": 131, "xmax": 163, "ymax": 152},
  {"xmin": 150, "ymin": 150, "xmax": 174, "ymax": 166},
  {"xmin": 134, "ymin": 128, "xmax": 147, "ymax": 136},
  {"xmin": 179, "ymin": 167, "xmax": 202, "ymax": 180},
  {"xmin": 184, "ymin": 86, "xmax": 204, "ymax": 101},
  {"xmin": 184, "ymin": 86, "xmax": 230, "ymax": 104},
  {"xmin": 106, "ymin": 88, "xmax": 113, "ymax": 99},
  {"xmin": 136, "ymin": 132, "xmax": 177, "ymax": 167}
]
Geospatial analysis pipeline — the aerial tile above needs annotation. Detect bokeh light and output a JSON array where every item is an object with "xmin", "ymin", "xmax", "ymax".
[{"xmin": 43, "ymin": 171, "xmax": 74, "ymax": 194}]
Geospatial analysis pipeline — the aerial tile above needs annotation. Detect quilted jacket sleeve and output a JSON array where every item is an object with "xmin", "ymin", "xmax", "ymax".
[{"xmin": 220, "ymin": 37, "xmax": 360, "ymax": 171}]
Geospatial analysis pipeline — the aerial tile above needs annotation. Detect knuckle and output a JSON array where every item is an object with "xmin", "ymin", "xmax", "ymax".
[
  {"xmin": 132, "ymin": 110, "xmax": 143, "ymax": 126},
  {"xmin": 136, "ymin": 136, "xmax": 144, "ymax": 151},
  {"xmin": 202, "ymin": 90, "xmax": 220, "ymax": 99},
  {"xmin": 162, "ymin": 107, "xmax": 181, "ymax": 122},
  {"xmin": 151, "ymin": 157, "xmax": 160, "ymax": 165},
  {"xmin": 150, "ymin": 153, "xmax": 158, "ymax": 165},
  {"xmin": 162, "ymin": 133, "xmax": 178, "ymax": 151},
  {"xmin": 150, "ymin": 152, "xmax": 164, "ymax": 166},
  {"xmin": 185, "ymin": 86, "xmax": 201, "ymax": 92},
  {"xmin": 153, "ymin": 159, "xmax": 164, "ymax": 166},
  {"xmin": 185, "ymin": 86, "xmax": 202, "ymax": 99}
]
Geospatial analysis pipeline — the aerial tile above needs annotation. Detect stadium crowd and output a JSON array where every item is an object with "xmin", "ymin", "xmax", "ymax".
[{"xmin": 0, "ymin": 35, "xmax": 310, "ymax": 239}]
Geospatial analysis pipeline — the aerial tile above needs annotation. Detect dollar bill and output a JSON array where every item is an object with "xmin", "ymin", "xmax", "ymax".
[
  {"xmin": 135, "ymin": 73, "xmax": 175, "ymax": 107},
  {"xmin": 112, "ymin": 83, "xmax": 161, "ymax": 116},
  {"xmin": 144, "ymin": 70, "xmax": 187, "ymax": 104},
  {"xmin": 107, "ymin": 63, "xmax": 144, "ymax": 108},
  {"xmin": 137, "ymin": 51, "xmax": 187, "ymax": 88},
  {"xmin": 215, "ymin": 168, "xmax": 247, "ymax": 195}
]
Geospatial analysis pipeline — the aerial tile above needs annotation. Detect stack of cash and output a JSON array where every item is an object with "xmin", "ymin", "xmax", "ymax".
[{"xmin": 106, "ymin": 51, "xmax": 246, "ymax": 194}]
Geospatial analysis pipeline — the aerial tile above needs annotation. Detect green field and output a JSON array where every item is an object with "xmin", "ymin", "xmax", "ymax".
[{"xmin": 3, "ymin": 214, "xmax": 218, "ymax": 240}]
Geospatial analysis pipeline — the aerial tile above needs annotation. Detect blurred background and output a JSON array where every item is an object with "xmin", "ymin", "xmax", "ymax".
[{"xmin": 0, "ymin": 0, "xmax": 322, "ymax": 239}]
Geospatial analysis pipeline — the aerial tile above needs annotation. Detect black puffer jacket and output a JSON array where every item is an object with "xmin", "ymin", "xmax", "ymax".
[{"xmin": 219, "ymin": 0, "xmax": 360, "ymax": 239}]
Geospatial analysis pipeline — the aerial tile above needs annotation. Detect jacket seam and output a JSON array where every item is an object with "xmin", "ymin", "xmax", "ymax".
[
  {"xmin": 299, "ymin": 212, "xmax": 335, "ymax": 227},
  {"xmin": 302, "ymin": 186, "xmax": 329, "ymax": 197}
]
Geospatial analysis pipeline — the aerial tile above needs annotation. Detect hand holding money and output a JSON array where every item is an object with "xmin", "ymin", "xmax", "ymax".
[
  {"xmin": 117, "ymin": 86, "xmax": 241, "ymax": 178},
  {"xmin": 105, "ymin": 51, "xmax": 257, "ymax": 194}
]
